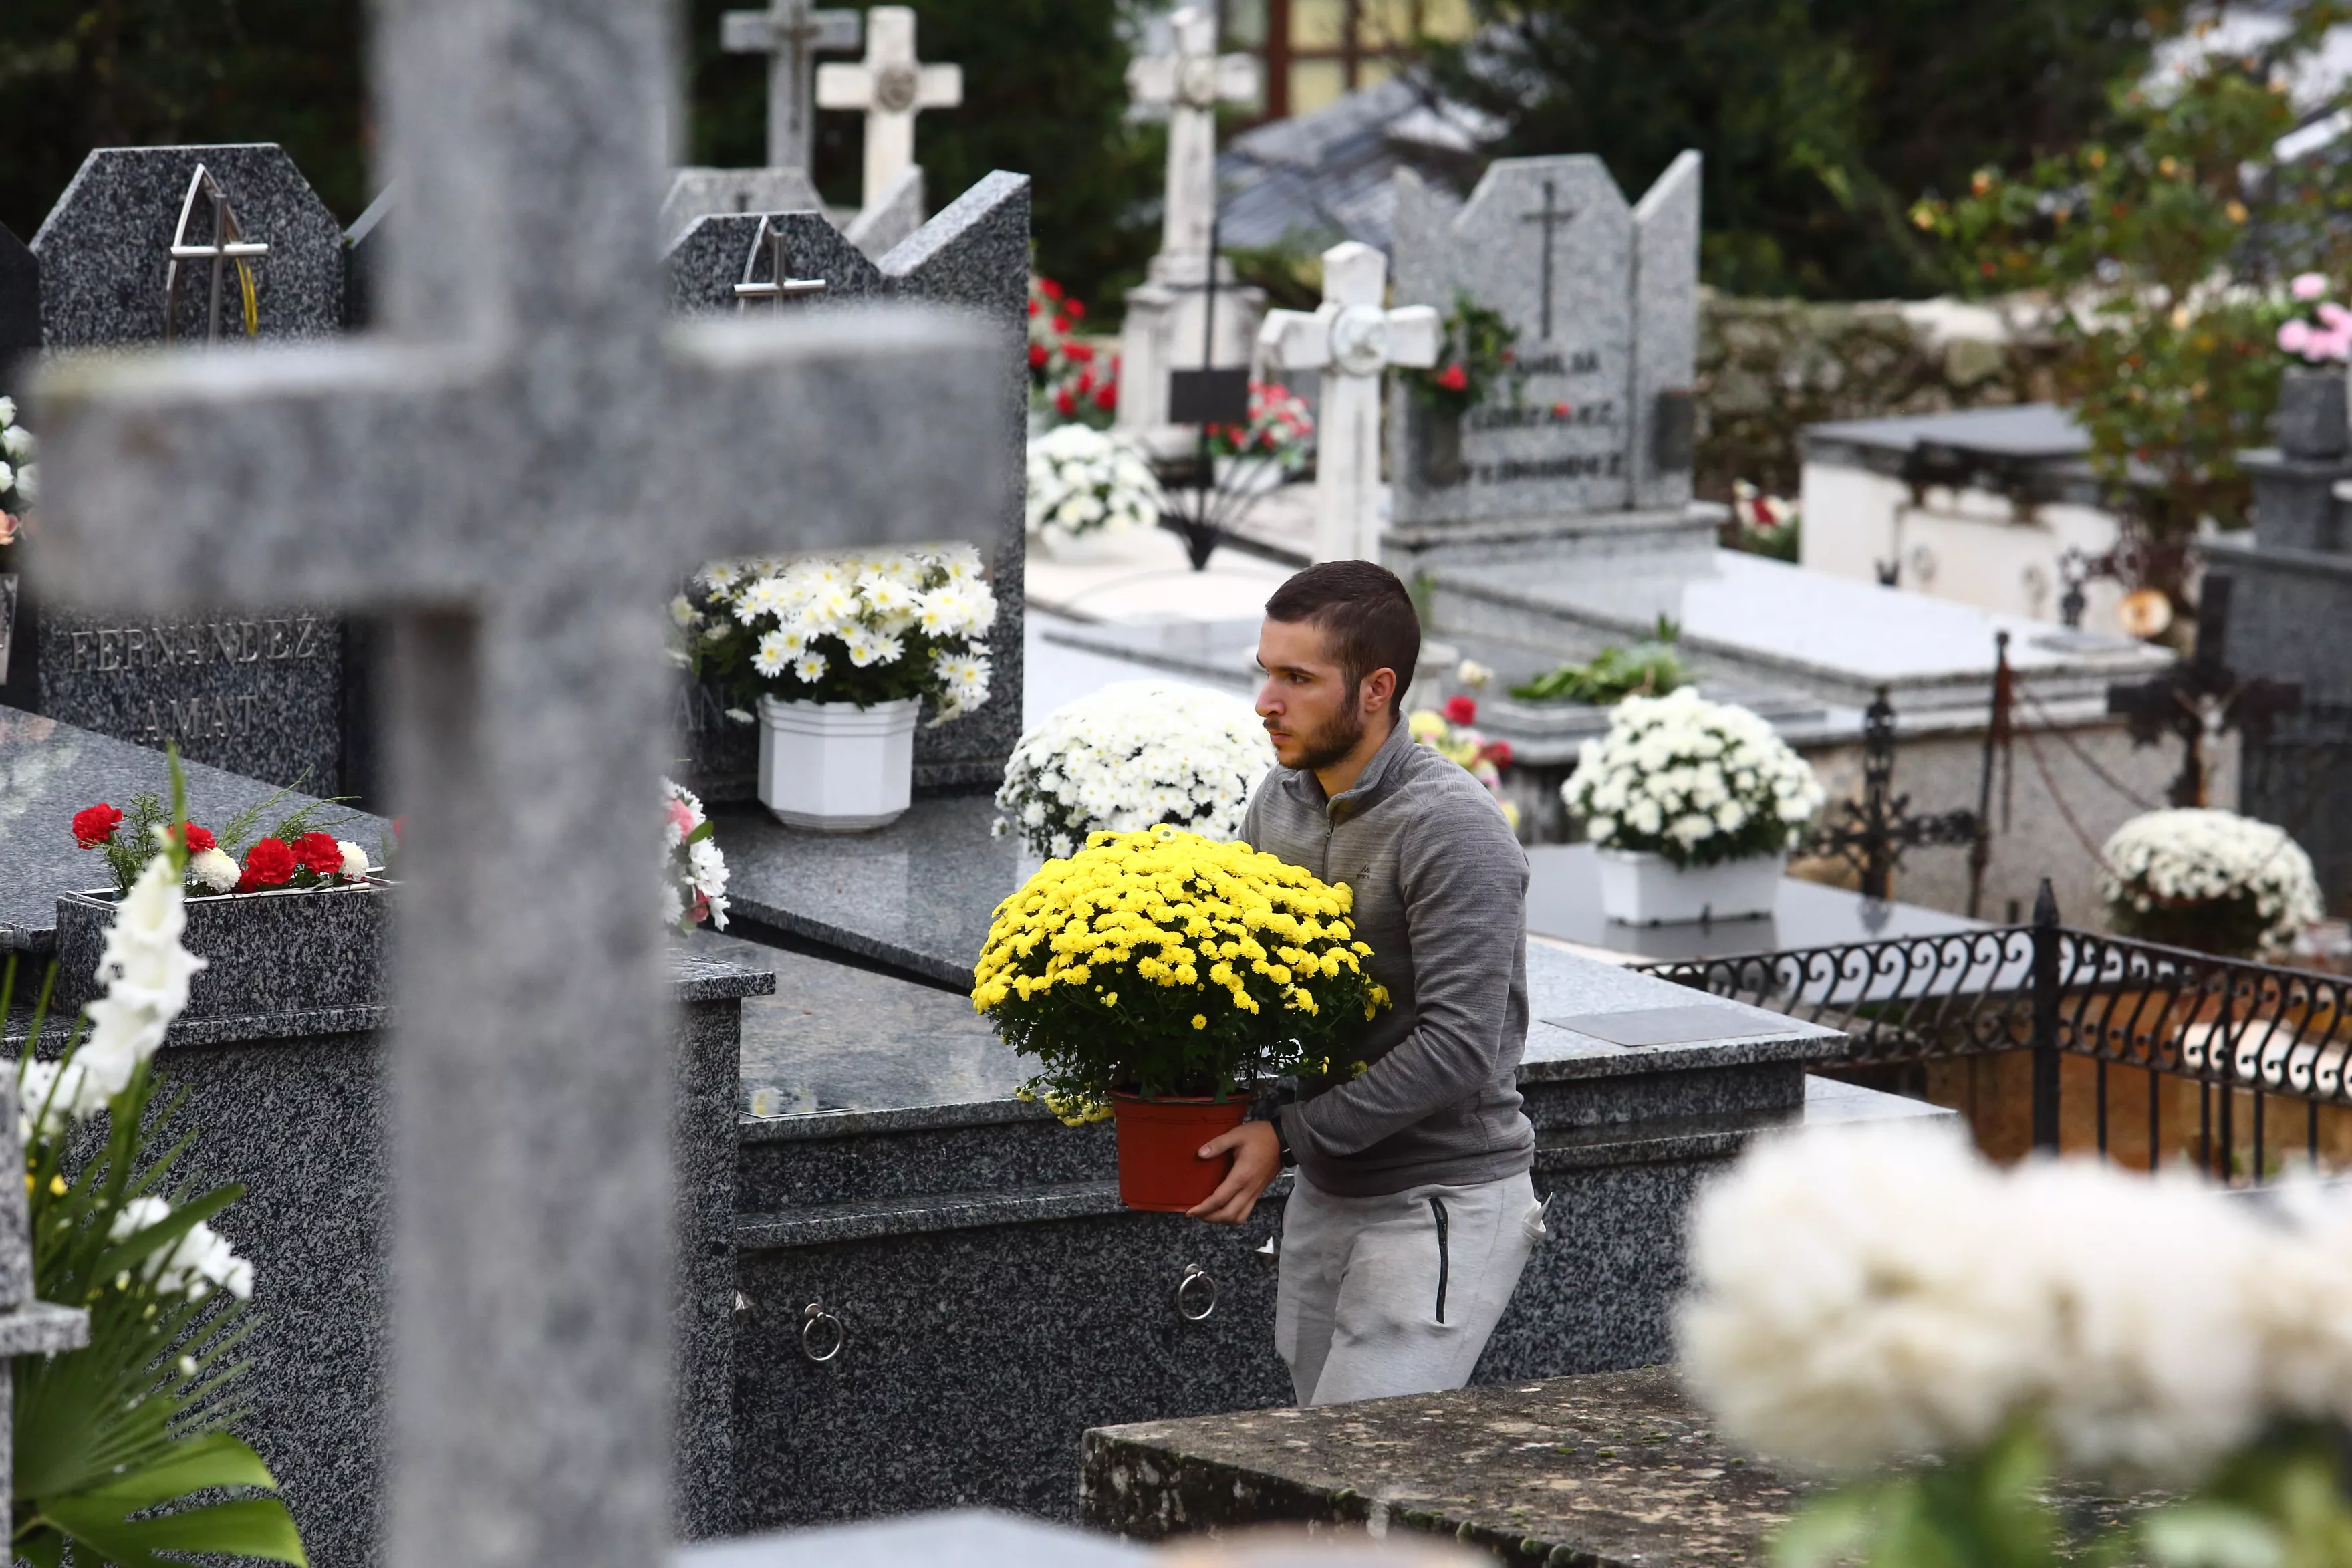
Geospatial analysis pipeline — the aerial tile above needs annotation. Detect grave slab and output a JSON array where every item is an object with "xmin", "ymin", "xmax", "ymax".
[
  {"xmin": 0, "ymin": 708, "xmax": 386, "ymax": 954},
  {"xmin": 662, "ymin": 167, "xmax": 832, "ymax": 249}
]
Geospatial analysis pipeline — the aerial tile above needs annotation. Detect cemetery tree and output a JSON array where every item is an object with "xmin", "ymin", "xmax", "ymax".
[
  {"xmin": 1914, "ymin": 6, "xmax": 2352, "ymax": 606},
  {"xmin": 686, "ymin": 0, "xmax": 1161, "ymax": 311},
  {"xmin": 1421, "ymin": 0, "xmax": 2156, "ymax": 300}
]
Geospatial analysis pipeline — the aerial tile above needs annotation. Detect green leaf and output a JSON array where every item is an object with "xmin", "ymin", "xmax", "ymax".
[
  {"xmin": 72, "ymin": 1431, "xmax": 279, "ymax": 1511},
  {"xmin": 2140, "ymin": 1505, "xmax": 2286, "ymax": 1568},
  {"xmin": 1774, "ymin": 1491, "xmax": 1877, "ymax": 1568},
  {"xmin": 42, "ymin": 1494, "xmax": 308, "ymax": 1568}
]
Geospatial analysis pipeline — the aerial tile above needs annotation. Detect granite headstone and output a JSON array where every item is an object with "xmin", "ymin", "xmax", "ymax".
[
  {"xmin": 24, "ymin": 144, "xmax": 350, "ymax": 791},
  {"xmin": 660, "ymin": 166, "xmax": 831, "ymax": 249},
  {"xmin": 1387, "ymin": 152, "xmax": 1701, "ymax": 551}
]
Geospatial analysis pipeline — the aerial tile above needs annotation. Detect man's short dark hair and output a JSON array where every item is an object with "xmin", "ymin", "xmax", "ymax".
[{"xmin": 1264, "ymin": 561, "xmax": 1421, "ymax": 714}]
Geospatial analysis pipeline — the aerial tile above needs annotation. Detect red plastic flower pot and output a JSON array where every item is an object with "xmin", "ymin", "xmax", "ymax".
[{"xmin": 1109, "ymin": 1093, "xmax": 1250, "ymax": 1213}]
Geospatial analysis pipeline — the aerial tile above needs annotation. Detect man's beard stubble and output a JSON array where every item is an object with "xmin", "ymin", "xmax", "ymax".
[{"xmin": 1275, "ymin": 700, "xmax": 1367, "ymax": 774}]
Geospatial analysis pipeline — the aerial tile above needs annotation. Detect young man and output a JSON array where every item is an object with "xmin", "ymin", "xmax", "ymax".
[{"xmin": 1187, "ymin": 559, "xmax": 1543, "ymax": 1408}]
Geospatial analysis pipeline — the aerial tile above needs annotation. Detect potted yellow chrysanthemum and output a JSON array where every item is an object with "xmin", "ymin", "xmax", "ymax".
[{"xmin": 972, "ymin": 826, "xmax": 1389, "ymax": 1212}]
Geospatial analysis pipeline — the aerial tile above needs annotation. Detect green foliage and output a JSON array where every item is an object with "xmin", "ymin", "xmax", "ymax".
[
  {"xmin": 1774, "ymin": 1422, "xmax": 2063, "ymax": 1568},
  {"xmin": 1914, "ymin": 12, "xmax": 2352, "ymax": 563},
  {"xmin": 82, "ymin": 781, "xmax": 358, "ymax": 897},
  {"xmin": 1402, "ymin": 292, "xmax": 1523, "ymax": 416},
  {"xmin": 683, "ymin": 0, "xmax": 1162, "ymax": 317},
  {"xmin": 1422, "ymin": 0, "xmax": 2158, "ymax": 300},
  {"xmin": 1511, "ymin": 626, "xmax": 1687, "ymax": 705},
  {"xmin": 0, "ymin": 0, "xmax": 368, "ymax": 237}
]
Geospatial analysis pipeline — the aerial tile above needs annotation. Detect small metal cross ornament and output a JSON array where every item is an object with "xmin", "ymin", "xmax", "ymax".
[
  {"xmin": 2107, "ymin": 575, "xmax": 2302, "ymax": 808},
  {"xmin": 733, "ymin": 217, "xmax": 828, "ymax": 313},
  {"xmin": 1519, "ymin": 180, "xmax": 1579, "ymax": 341},
  {"xmin": 163, "ymin": 165, "xmax": 271, "ymax": 345},
  {"xmin": 1807, "ymin": 688, "xmax": 1983, "ymax": 902}
]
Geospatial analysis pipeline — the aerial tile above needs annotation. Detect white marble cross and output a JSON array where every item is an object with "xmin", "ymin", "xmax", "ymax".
[
  {"xmin": 816, "ymin": 7, "xmax": 962, "ymax": 216},
  {"xmin": 1126, "ymin": 7, "xmax": 1259, "ymax": 264},
  {"xmin": 723, "ymin": 0, "xmax": 863, "ymax": 177},
  {"xmin": 1259, "ymin": 241, "xmax": 1438, "ymax": 563},
  {"xmin": 31, "ymin": 0, "xmax": 1007, "ymax": 1565}
]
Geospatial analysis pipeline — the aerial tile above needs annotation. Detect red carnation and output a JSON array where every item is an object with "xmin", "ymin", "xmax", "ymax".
[
  {"xmin": 1551, "ymin": 402, "xmax": 1570, "ymax": 418},
  {"xmin": 175, "ymin": 821, "xmax": 216, "ymax": 852},
  {"xmin": 1066, "ymin": 299, "xmax": 1086, "ymax": 320},
  {"xmin": 1040, "ymin": 278, "xmax": 1063, "ymax": 300},
  {"xmin": 1481, "ymin": 739, "xmax": 1514, "ymax": 768},
  {"xmin": 1093, "ymin": 384, "xmax": 1116, "ymax": 411},
  {"xmin": 1067, "ymin": 342, "xmax": 1093, "ymax": 363},
  {"xmin": 1443, "ymin": 695, "xmax": 1478, "ymax": 725},
  {"xmin": 1028, "ymin": 342, "xmax": 1049, "ymax": 369},
  {"xmin": 72, "ymin": 803, "xmax": 124, "ymax": 848},
  {"xmin": 237, "ymin": 837, "xmax": 298, "ymax": 892},
  {"xmin": 1054, "ymin": 386, "xmax": 1077, "ymax": 416},
  {"xmin": 1051, "ymin": 314, "xmax": 1070, "ymax": 336},
  {"xmin": 1075, "ymin": 370, "xmax": 1095, "ymax": 394},
  {"xmin": 1436, "ymin": 364, "xmax": 1468, "ymax": 392},
  {"xmin": 1027, "ymin": 297, "xmax": 1041, "ymax": 317},
  {"xmin": 292, "ymin": 831, "xmax": 344, "ymax": 878}
]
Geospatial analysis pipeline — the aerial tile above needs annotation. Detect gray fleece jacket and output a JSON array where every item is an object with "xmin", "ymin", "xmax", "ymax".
[{"xmin": 1244, "ymin": 718, "xmax": 1535, "ymax": 1197}]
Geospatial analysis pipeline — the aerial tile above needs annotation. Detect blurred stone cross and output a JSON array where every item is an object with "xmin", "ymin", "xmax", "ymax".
[
  {"xmin": 32, "ymin": 2, "xmax": 1007, "ymax": 1567},
  {"xmin": 721, "ymin": 0, "xmax": 862, "ymax": 178},
  {"xmin": 1521, "ymin": 180, "xmax": 1577, "ymax": 340},
  {"xmin": 817, "ymin": 7, "xmax": 962, "ymax": 215},
  {"xmin": 1127, "ymin": 7, "xmax": 1259, "ymax": 266},
  {"xmin": 1259, "ymin": 241, "xmax": 1438, "ymax": 563}
]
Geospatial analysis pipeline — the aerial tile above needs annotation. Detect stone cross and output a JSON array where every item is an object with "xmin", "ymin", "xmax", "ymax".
[
  {"xmin": 0, "ymin": 1075, "xmax": 95, "ymax": 1527},
  {"xmin": 1258, "ymin": 241, "xmax": 1438, "ymax": 563},
  {"xmin": 817, "ymin": 7, "xmax": 963, "ymax": 216},
  {"xmin": 721, "ymin": 0, "xmax": 862, "ymax": 178},
  {"xmin": 1127, "ymin": 7, "xmax": 1259, "ymax": 265},
  {"xmin": 1519, "ymin": 180, "xmax": 1577, "ymax": 342},
  {"xmin": 32, "ymin": 4, "xmax": 1006, "ymax": 1568}
]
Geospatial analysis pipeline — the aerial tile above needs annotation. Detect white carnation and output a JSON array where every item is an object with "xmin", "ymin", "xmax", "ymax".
[
  {"xmin": 336, "ymin": 840, "xmax": 371, "ymax": 878},
  {"xmin": 188, "ymin": 847, "xmax": 242, "ymax": 893}
]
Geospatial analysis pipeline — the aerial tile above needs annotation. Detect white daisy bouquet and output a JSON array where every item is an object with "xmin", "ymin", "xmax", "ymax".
[
  {"xmin": 993, "ymin": 681, "xmax": 1273, "ymax": 859},
  {"xmin": 680, "ymin": 544, "xmax": 995, "ymax": 721},
  {"xmin": 662, "ymin": 777, "xmax": 729, "ymax": 933},
  {"xmin": 2099, "ymin": 807, "xmax": 2322, "ymax": 959},
  {"xmin": 1025, "ymin": 424, "xmax": 1161, "ymax": 546},
  {"xmin": 1, "ymin": 394, "xmax": 35, "ymax": 571},
  {"xmin": 1563, "ymin": 687, "xmax": 1822, "ymax": 868}
]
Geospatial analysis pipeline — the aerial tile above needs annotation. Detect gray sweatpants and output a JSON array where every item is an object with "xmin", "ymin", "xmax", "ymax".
[{"xmin": 1275, "ymin": 1169, "xmax": 1545, "ymax": 1407}]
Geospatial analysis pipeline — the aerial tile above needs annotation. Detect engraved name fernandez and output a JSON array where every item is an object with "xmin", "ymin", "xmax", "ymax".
[{"xmin": 62, "ymin": 614, "xmax": 330, "ymax": 675}]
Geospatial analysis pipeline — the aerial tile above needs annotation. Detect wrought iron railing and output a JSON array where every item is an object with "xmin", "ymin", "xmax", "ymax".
[{"xmin": 1634, "ymin": 893, "xmax": 2352, "ymax": 1184}]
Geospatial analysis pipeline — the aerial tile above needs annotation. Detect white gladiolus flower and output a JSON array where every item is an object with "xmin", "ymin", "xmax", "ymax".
[
  {"xmin": 80, "ymin": 856, "xmax": 207, "ymax": 1099},
  {"xmin": 336, "ymin": 840, "xmax": 370, "ymax": 878},
  {"xmin": 112, "ymin": 1196, "xmax": 256, "ymax": 1301},
  {"xmin": 188, "ymin": 847, "xmax": 242, "ymax": 893},
  {"xmin": 19, "ymin": 1057, "xmax": 105, "ymax": 1141}
]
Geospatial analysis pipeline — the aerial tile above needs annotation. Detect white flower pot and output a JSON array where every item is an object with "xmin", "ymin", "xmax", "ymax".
[
  {"xmin": 1596, "ymin": 847, "xmax": 1785, "ymax": 926},
  {"xmin": 757, "ymin": 695, "xmax": 922, "ymax": 832}
]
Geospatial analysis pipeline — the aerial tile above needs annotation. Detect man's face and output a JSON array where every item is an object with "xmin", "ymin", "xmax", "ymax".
[{"xmin": 1256, "ymin": 617, "xmax": 1368, "ymax": 772}]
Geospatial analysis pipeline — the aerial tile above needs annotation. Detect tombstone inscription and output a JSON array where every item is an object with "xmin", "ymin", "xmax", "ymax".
[
  {"xmin": 25, "ymin": 144, "xmax": 350, "ymax": 791},
  {"xmin": 1386, "ymin": 151, "xmax": 1701, "ymax": 558},
  {"xmin": 33, "ymin": 8, "xmax": 1007, "ymax": 1568}
]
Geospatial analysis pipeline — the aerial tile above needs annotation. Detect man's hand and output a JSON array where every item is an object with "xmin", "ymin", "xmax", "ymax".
[{"xmin": 1185, "ymin": 1119, "xmax": 1283, "ymax": 1225}]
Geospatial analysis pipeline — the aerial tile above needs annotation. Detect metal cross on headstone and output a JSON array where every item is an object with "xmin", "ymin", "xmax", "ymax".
[
  {"xmin": 1127, "ymin": 6, "xmax": 1260, "ymax": 266},
  {"xmin": 1806, "ymin": 687, "xmax": 1983, "ymax": 902},
  {"xmin": 1520, "ymin": 180, "xmax": 1577, "ymax": 340},
  {"xmin": 733, "ymin": 216, "xmax": 828, "ymax": 312},
  {"xmin": 2107, "ymin": 575, "xmax": 2303, "ymax": 808},
  {"xmin": 817, "ymin": 6, "xmax": 963, "ymax": 215},
  {"xmin": 1259, "ymin": 240, "xmax": 1439, "ymax": 563},
  {"xmin": 31, "ymin": 0, "xmax": 1007, "ymax": 1564},
  {"xmin": 721, "ymin": 0, "xmax": 862, "ymax": 177},
  {"xmin": 164, "ymin": 165, "xmax": 271, "ymax": 345}
]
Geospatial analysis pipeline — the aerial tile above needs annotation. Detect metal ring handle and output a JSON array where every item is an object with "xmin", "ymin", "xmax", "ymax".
[
  {"xmin": 1175, "ymin": 1263, "xmax": 1218, "ymax": 1323},
  {"xmin": 800, "ymin": 1302, "xmax": 845, "ymax": 1363}
]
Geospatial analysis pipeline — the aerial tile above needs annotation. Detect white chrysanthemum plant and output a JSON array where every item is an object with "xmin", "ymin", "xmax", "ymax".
[
  {"xmin": 0, "ymin": 393, "xmax": 35, "ymax": 556},
  {"xmin": 994, "ymin": 681, "xmax": 1273, "ymax": 859},
  {"xmin": 1678, "ymin": 1122, "xmax": 2352, "ymax": 1564},
  {"xmin": 1025, "ymin": 424, "xmax": 1161, "ymax": 549},
  {"xmin": 2099, "ymin": 807, "xmax": 2323, "ymax": 960},
  {"xmin": 662, "ymin": 777, "xmax": 729, "ymax": 934}
]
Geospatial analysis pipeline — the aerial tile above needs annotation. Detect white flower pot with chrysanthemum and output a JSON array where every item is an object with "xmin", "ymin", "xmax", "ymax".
[
  {"xmin": 993, "ymin": 680, "xmax": 1273, "ymax": 857},
  {"xmin": 1563, "ymin": 688, "xmax": 1823, "ymax": 926},
  {"xmin": 674, "ymin": 545, "xmax": 997, "ymax": 832},
  {"xmin": 756, "ymin": 696, "xmax": 923, "ymax": 832},
  {"xmin": 2099, "ymin": 807, "xmax": 2322, "ymax": 959},
  {"xmin": 1026, "ymin": 424, "xmax": 1160, "ymax": 561}
]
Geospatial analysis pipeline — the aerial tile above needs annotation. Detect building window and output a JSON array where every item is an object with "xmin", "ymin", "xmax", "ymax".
[{"xmin": 1227, "ymin": 0, "xmax": 1473, "ymax": 121}]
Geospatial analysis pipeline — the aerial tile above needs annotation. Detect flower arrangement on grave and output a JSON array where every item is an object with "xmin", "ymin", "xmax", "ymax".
[
  {"xmin": 12, "ymin": 759, "xmax": 306, "ymax": 1567},
  {"xmin": 1565, "ymin": 689, "xmax": 1823, "ymax": 924},
  {"xmin": 1028, "ymin": 275, "xmax": 1118, "ymax": 427},
  {"xmin": 662, "ymin": 777, "xmax": 729, "ymax": 933},
  {"xmin": 1025, "ymin": 425, "xmax": 1162, "ymax": 548},
  {"xmin": 992, "ymin": 680, "xmax": 1272, "ymax": 858},
  {"xmin": 1510, "ymin": 618, "xmax": 1687, "ymax": 705},
  {"xmin": 684, "ymin": 545, "xmax": 994, "ymax": 719},
  {"xmin": 2277, "ymin": 273, "xmax": 2350, "ymax": 364},
  {"xmin": 1682, "ymin": 1122, "xmax": 2352, "ymax": 1568},
  {"xmin": 1202, "ymin": 380, "xmax": 1315, "ymax": 471},
  {"xmin": 0, "ymin": 394, "xmax": 34, "ymax": 571},
  {"xmin": 72, "ymin": 786, "xmax": 372, "ymax": 898},
  {"xmin": 1723, "ymin": 480, "xmax": 1800, "ymax": 561},
  {"xmin": 2099, "ymin": 807, "xmax": 2322, "ymax": 960},
  {"xmin": 1399, "ymin": 293, "xmax": 1520, "ymax": 418},
  {"xmin": 972, "ymin": 827, "xmax": 1388, "ymax": 1208},
  {"xmin": 1406, "ymin": 698, "xmax": 1519, "ymax": 831}
]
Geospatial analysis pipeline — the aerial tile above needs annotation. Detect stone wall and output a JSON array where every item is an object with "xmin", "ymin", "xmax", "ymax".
[{"xmin": 1696, "ymin": 291, "xmax": 2067, "ymax": 500}]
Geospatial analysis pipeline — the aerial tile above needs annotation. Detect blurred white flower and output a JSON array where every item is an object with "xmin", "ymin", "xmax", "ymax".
[{"xmin": 80, "ymin": 856, "xmax": 207, "ymax": 1097}]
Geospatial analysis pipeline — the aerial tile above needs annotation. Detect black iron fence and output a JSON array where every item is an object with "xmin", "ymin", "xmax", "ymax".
[{"xmin": 1634, "ymin": 889, "xmax": 2352, "ymax": 1184}]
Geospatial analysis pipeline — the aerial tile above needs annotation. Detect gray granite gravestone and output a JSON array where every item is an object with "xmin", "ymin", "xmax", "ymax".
[
  {"xmin": 663, "ymin": 174, "xmax": 1032, "ymax": 799},
  {"xmin": 1386, "ymin": 152, "xmax": 1702, "ymax": 569},
  {"xmin": 661, "ymin": 167, "xmax": 831, "ymax": 249},
  {"xmin": 31, "ymin": 3, "xmax": 1007, "ymax": 1567},
  {"xmin": 23, "ymin": 144, "xmax": 350, "ymax": 791}
]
